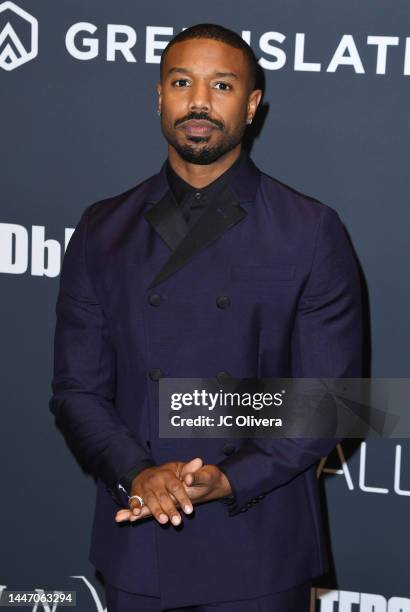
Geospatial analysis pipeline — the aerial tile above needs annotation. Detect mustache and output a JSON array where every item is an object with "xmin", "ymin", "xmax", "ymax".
[{"xmin": 175, "ymin": 112, "xmax": 224, "ymax": 131}]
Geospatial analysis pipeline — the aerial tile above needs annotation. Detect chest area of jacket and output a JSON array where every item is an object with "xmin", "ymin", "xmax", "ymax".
[{"xmin": 99, "ymin": 228, "xmax": 308, "ymax": 342}]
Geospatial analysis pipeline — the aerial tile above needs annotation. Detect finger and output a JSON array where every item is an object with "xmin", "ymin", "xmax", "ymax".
[
  {"xmin": 184, "ymin": 472, "xmax": 194, "ymax": 486},
  {"xmin": 115, "ymin": 509, "xmax": 133, "ymax": 522},
  {"xmin": 180, "ymin": 457, "xmax": 203, "ymax": 479},
  {"xmin": 129, "ymin": 501, "xmax": 142, "ymax": 516},
  {"xmin": 184, "ymin": 468, "xmax": 212, "ymax": 487},
  {"xmin": 129, "ymin": 505, "xmax": 151, "ymax": 521},
  {"xmin": 115, "ymin": 505, "xmax": 152, "ymax": 523},
  {"xmin": 182, "ymin": 478, "xmax": 211, "ymax": 498},
  {"xmin": 143, "ymin": 491, "xmax": 170, "ymax": 525},
  {"xmin": 167, "ymin": 480, "xmax": 194, "ymax": 515},
  {"xmin": 157, "ymin": 488, "xmax": 183, "ymax": 526}
]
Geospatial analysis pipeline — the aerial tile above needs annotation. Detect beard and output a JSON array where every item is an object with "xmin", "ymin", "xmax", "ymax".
[
  {"xmin": 161, "ymin": 115, "xmax": 245, "ymax": 165},
  {"xmin": 171, "ymin": 134, "xmax": 240, "ymax": 165}
]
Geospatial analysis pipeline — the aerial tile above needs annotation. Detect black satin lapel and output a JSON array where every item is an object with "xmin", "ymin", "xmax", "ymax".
[
  {"xmin": 143, "ymin": 190, "xmax": 188, "ymax": 251},
  {"xmin": 148, "ymin": 186, "xmax": 247, "ymax": 289}
]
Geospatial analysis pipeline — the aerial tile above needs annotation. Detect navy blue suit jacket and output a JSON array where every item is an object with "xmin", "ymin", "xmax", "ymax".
[{"xmin": 50, "ymin": 152, "xmax": 362, "ymax": 608}]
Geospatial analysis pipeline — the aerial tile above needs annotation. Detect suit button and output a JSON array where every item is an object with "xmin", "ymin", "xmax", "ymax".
[
  {"xmin": 216, "ymin": 295, "xmax": 231, "ymax": 309},
  {"xmin": 223, "ymin": 443, "xmax": 235, "ymax": 456},
  {"xmin": 216, "ymin": 371, "xmax": 231, "ymax": 384},
  {"xmin": 148, "ymin": 293, "xmax": 162, "ymax": 306},
  {"xmin": 148, "ymin": 368, "xmax": 162, "ymax": 381}
]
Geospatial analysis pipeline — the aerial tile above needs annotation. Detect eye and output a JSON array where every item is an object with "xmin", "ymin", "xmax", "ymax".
[
  {"xmin": 172, "ymin": 78, "xmax": 191, "ymax": 87},
  {"xmin": 214, "ymin": 82, "xmax": 233, "ymax": 91}
]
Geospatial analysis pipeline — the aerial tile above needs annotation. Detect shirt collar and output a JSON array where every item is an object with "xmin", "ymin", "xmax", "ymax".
[{"xmin": 166, "ymin": 149, "xmax": 247, "ymax": 204}]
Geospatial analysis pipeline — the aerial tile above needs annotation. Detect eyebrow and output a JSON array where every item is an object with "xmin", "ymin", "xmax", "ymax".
[{"xmin": 167, "ymin": 67, "xmax": 238, "ymax": 79}]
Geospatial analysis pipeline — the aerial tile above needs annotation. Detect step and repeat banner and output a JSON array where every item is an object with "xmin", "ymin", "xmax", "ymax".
[{"xmin": 1, "ymin": 1, "xmax": 409, "ymax": 610}]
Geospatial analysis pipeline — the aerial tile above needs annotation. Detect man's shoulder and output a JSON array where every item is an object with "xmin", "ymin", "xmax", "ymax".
[
  {"xmin": 258, "ymin": 167, "xmax": 335, "ymax": 226},
  {"xmin": 84, "ymin": 171, "xmax": 158, "ymax": 225}
]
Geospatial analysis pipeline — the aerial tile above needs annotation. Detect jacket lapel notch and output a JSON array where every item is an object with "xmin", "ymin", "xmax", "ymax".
[
  {"xmin": 143, "ymin": 191, "xmax": 188, "ymax": 252},
  {"xmin": 148, "ymin": 186, "xmax": 247, "ymax": 289}
]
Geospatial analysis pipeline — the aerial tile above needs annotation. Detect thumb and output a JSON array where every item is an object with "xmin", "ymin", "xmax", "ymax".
[
  {"xmin": 180, "ymin": 457, "xmax": 203, "ymax": 479},
  {"xmin": 184, "ymin": 466, "xmax": 211, "ymax": 487}
]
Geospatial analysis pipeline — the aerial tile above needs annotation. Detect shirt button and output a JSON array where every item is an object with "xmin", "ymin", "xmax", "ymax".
[
  {"xmin": 148, "ymin": 293, "xmax": 162, "ymax": 306},
  {"xmin": 148, "ymin": 368, "xmax": 162, "ymax": 381},
  {"xmin": 194, "ymin": 192, "xmax": 201, "ymax": 199},
  {"xmin": 216, "ymin": 295, "xmax": 231, "ymax": 309}
]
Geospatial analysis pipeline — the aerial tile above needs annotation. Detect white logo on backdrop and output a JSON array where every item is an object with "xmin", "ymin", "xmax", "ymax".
[
  {"xmin": 0, "ymin": 1, "xmax": 38, "ymax": 71},
  {"xmin": 0, "ymin": 223, "xmax": 74, "ymax": 277},
  {"xmin": 318, "ymin": 442, "xmax": 410, "ymax": 497},
  {"xmin": 0, "ymin": 6, "xmax": 409, "ymax": 76},
  {"xmin": 313, "ymin": 589, "xmax": 410, "ymax": 611}
]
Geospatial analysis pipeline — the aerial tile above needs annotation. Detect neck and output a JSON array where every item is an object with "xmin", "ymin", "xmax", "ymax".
[{"xmin": 167, "ymin": 144, "xmax": 242, "ymax": 188}]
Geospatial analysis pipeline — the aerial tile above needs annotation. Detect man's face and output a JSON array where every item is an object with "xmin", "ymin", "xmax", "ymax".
[{"xmin": 157, "ymin": 38, "xmax": 261, "ymax": 165}]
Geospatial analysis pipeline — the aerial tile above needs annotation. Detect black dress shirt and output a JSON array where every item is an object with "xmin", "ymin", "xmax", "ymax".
[{"xmin": 166, "ymin": 149, "xmax": 246, "ymax": 229}]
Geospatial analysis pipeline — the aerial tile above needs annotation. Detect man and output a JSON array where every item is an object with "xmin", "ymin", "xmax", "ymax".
[{"xmin": 50, "ymin": 23, "xmax": 362, "ymax": 612}]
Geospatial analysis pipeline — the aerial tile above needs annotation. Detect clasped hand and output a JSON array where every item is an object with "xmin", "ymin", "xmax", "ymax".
[{"xmin": 114, "ymin": 458, "xmax": 232, "ymax": 526}]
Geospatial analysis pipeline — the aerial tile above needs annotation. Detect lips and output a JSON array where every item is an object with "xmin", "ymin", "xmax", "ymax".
[{"xmin": 181, "ymin": 120, "xmax": 216, "ymax": 136}]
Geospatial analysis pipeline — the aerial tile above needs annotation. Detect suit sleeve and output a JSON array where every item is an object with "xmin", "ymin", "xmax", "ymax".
[
  {"xmin": 217, "ymin": 205, "xmax": 363, "ymax": 516},
  {"xmin": 49, "ymin": 206, "xmax": 155, "ymax": 507}
]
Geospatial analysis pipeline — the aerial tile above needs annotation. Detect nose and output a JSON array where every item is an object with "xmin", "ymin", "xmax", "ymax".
[{"xmin": 188, "ymin": 80, "xmax": 211, "ymax": 113}]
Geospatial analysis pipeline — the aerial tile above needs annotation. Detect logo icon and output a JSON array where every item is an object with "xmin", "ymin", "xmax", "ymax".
[{"xmin": 0, "ymin": 1, "xmax": 38, "ymax": 71}]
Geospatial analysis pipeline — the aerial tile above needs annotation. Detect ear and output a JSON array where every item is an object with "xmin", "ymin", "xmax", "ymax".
[
  {"xmin": 247, "ymin": 88, "xmax": 263, "ymax": 120},
  {"xmin": 156, "ymin": 81, "xmax": 162, "ymax": 113}
]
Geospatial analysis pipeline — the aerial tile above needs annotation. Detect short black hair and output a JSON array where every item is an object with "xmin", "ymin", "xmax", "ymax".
[{"xmin": 160, "ymin": 23, "xmax": 258, "ymax": 92}]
